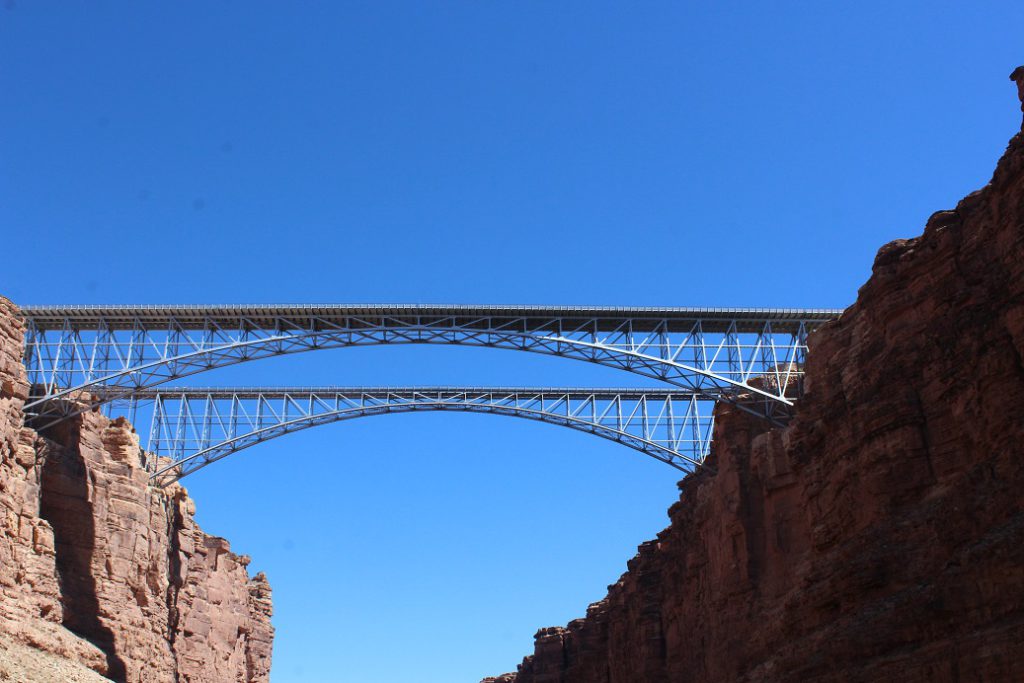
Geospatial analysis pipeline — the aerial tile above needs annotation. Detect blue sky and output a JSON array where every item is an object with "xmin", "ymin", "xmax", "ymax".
[{"xmin": 2, "ymin": 3, "xmax": 1022, "ymax": 681}]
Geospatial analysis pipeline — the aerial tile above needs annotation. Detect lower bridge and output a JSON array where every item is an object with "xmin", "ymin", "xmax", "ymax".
[{"xmin": 116, "ymin": 387, "xmax": 722, "ymax": 486}]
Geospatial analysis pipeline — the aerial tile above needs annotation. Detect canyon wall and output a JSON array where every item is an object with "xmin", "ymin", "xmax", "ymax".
[
  {"xmin": 0, "ymin": 297, "xmax": 273, "ymax": 682},
  {"xmin": 485, "ymin": 69, "xmax": 1024, "ymax": 682}
]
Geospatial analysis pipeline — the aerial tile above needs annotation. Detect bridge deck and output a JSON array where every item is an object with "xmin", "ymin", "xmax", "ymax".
[{"xmin": 20, "ymin": 303, "xmax": 843, "ymax": 333}]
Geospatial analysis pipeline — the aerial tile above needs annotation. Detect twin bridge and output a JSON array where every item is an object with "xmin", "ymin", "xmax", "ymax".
[{"xmin": 20, "ymin": 304, "xmax": 841, "ymax": 485}]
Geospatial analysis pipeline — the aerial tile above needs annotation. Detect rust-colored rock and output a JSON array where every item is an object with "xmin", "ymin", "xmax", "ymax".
[
  {"xmin": 0, "ymin": 296, "xmax": 274, "ymax": 681},
  {"xmin": 487, "ymin": 68, "xmax": 1024, "ymax": 682}
]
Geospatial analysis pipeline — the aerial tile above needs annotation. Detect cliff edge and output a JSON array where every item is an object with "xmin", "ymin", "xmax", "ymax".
[
  {"xmin": 485, "ymin": 68, "xmax": 1024, "ymax": 683},
  {"xmin": 0, "ymin": 298, "xmax": 273, "ymax": 681}
]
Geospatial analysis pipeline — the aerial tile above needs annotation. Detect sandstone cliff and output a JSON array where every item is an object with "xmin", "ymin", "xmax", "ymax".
[
  {"xmin": 0, "ymin": 298, "xmax": 273, "ymax": 682},
  {"xmin": 485, "ymin": 69, "xmax": 1024, "ymax": 683}
]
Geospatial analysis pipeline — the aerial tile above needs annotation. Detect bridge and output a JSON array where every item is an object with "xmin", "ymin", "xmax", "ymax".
[
  {"xmin": 19, "ymin": 304, "xmax": 841, "ymax": 483},
  {"xmin": 121, "ymin": 386, "xmax": 720, "ymax": 486}
]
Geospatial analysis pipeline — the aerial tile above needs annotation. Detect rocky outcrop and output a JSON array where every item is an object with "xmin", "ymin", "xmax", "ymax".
[
  {"xmin": 0, "ymin": 297, "xmax": 273, "ymax": 682},
  {"xmin": 0, "ymin": 298, "xmax": 110, "ymax": 674},
  {"xmin": 487, "ymin": 68, "xmax": 1024, "ymax": 682}
]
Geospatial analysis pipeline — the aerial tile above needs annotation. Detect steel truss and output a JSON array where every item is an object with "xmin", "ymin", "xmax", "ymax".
[
  {"xmin": 21, "ymin": 305, "xmax": 840, "ymax": 426},
  {"xmin": 123, "ymin": 387, "xmax": 721, "ymax": 486}
]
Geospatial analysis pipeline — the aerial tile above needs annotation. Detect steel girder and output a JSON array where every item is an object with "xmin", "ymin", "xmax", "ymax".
[
  {"xmin": 20, "ymin": 305, "xmax": 841, "ymax": 426},
  {"xmin": 120, "ymin": 386, "xmax": 720, "ymax": 486}
]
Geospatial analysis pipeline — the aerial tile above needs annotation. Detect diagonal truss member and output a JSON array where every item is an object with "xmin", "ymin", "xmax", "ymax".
[
  {"xmin": 20, "ymin": 304, "xmax": 841, "ymax": 425},
  {"xmin": 121, "ymin": 386, "xmax": 722, "ymax": 486}
]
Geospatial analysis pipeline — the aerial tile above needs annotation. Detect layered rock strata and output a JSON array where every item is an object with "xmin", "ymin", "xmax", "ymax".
[
  {"xmin": 0, "ymin": 297, "xmax": 273, "ymax": 682},
  {"xmin": 486, "ymin": 68, "xmax": 1024, "ymax": 682}
]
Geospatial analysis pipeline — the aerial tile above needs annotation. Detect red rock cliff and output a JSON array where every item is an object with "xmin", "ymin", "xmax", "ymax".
[
  {"xmin": 485, "ymin": 69, "xmax": 1024, "ymax": 683},
  {"xmin": 0, "ymin": 297, "xmax": 273, "ymax": 682}
]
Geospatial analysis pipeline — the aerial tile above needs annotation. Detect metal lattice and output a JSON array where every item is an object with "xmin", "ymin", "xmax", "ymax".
[
  {"xmin": 21, "ymin": 305, "xmax": 841, "ymax": 426},
  {"xmin": 122, "ymin": 387, "xmax": 721, "ymax": 486}
]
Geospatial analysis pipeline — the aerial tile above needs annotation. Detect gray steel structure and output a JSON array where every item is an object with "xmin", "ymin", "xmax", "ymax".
[
  {"xmin": 20, "ymin": 304, "xmax": 841, "ymax": 426},
  {"xmin": 125, "ymin": 386, "xmax": 720, "ymax": 486}
]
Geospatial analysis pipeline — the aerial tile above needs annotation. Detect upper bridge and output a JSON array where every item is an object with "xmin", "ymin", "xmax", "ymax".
[
  {"xmin": 119, "ymin": 386, "xmax": 720, "ymax": 486},
  {"xmin": 20, "ymin": 304, "xmax": 841, "ymax": 426}
]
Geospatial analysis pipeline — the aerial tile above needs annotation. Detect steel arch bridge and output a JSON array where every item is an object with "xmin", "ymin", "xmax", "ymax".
[
  {"xmin": 118, "ymin": 387, "xmax": 720, "ymax": 486},
  {"xmin": 20, "ymin": 304, "xmax": 841, "ymax": 426}
]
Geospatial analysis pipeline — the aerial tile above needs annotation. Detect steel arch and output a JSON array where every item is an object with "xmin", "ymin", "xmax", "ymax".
[
  {"xmin": 21, "ymin": 305, "xmax": 841, "ymax": 425},
  {"xmin": 125, "ymin": 387, "xmax": 720, "ymax": 486}
]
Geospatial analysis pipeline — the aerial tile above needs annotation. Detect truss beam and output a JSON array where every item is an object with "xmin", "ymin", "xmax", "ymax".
[{"xmin": 123, "ymin": 387, "xmax": 721, "ymax": 486}]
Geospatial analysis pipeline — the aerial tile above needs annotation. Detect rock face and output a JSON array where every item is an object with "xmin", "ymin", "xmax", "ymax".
[
  {"xmin": 487, "ymin": 69, "xmax": 1024, "ymax": 682},
  {"xmin": 0, "ymin": 297, "xmax": 273, "ymax": 682}
]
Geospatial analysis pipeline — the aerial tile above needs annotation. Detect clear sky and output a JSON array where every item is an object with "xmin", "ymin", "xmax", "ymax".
[{"xmin": 2, "ymin": 3, "xmax": 1022, "ymax": 681}]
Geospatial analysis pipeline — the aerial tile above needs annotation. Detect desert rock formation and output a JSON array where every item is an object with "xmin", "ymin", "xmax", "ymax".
[
  {"xmin": 485, "ymin": 67, "xmax": 1024, "ymax": 683},
  {"xmin": 0, "ymin": 297, "xmax": 273, "ymax": 681}
]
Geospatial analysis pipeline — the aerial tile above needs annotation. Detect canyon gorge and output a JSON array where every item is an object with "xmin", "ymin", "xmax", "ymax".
[{"xmin": 1, "ymin": 69, "xmax": 1022, "ymax": 682}]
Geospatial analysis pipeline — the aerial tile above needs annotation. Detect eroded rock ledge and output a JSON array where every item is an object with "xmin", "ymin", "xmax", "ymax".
[
  {"xmin": 0, "ymin": 298, "xmax": 273, "ymax": 682},
  {"xmin": 485, "ymin": 68, "xmax": 1024, "ymax": 683}
]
